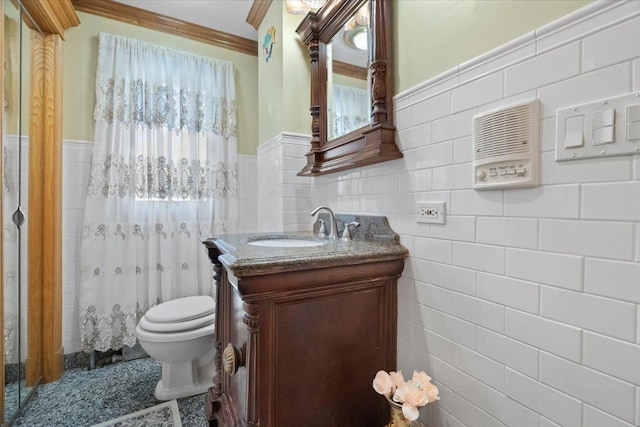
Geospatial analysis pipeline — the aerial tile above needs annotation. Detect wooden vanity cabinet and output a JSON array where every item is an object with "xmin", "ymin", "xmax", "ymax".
[{"xmin": 204, "ymin": 241, "xmax": 405, "ymax": 427}]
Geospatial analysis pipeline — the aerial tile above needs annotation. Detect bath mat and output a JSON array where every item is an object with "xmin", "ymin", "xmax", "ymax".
[{"xmin": 91, "ymin": 399, "xmax": 182, "ymax": 427}]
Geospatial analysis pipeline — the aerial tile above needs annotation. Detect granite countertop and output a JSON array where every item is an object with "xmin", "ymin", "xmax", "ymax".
[
  {"xmin": 204, "ymin": 214, "xmax": 409, "ymax": 276},
  {"xmin": 205, "ymin": 231, "xmax": 409, "ymax": 277}
]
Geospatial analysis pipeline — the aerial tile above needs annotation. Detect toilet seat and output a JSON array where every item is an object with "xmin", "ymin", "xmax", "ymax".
[
  {"xmin": 139, "ymin": 296, "xmax": 216, "ymax": 333},
  {"xmin": 145, "ymin": 296, "xmax": 215, "ymax": 323}
]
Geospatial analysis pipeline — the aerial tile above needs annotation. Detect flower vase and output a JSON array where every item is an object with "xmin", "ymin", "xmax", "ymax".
[{"xmin": 386, "ymin": 399, "xmax": 426, "ymax": 427}]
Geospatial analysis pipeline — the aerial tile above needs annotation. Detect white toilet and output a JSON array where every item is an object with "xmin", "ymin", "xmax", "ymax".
[{"xmin": 135, "ymin": 295, "xmax": 216, "ymax": 400}]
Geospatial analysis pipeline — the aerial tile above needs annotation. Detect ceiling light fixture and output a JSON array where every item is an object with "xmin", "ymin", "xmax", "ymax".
[
  {"xmin": 343, "ymin": 25, "xmax": 368, "ymax": 51},
  {"xmin": 286, "ymin": 0, "xmax": 327, "ymax": 14}
]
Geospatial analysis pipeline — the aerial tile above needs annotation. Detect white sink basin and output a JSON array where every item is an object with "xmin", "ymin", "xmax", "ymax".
[{"xmin": 248, "ymin": 238, "xmax": 325, "ymax": 248}]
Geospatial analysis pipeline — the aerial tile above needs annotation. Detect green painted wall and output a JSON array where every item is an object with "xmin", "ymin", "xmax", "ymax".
[
  {"xmin": 258, "ymin": 2, "xmax": 310, "ymax": 144},
  {"xmin": 60, "ymin": 2, "xmax": 594, "ymax": 155},
  {"xmin": 63, "ymin": 12, "xmax": 259, "ymax": 155},
  {"xmin": 393, "ymin": 0, "xmax": 591, "ymax": 94}
]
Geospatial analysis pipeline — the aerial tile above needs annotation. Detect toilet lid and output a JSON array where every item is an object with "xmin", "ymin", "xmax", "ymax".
[
  {"xmin": 145, "ymin": 296, "xmax": 215, "ymax": 323},
  {"xmin": 139, "ymin": 311, "xmax": 215, "ymax": 333}
]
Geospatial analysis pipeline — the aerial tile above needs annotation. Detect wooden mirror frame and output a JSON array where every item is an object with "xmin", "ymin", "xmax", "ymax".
[{"xmin": 296, "ymin": 0, "xmax": 401, "ymax": 177}]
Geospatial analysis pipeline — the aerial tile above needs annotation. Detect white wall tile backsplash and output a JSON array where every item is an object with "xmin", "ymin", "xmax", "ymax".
[{"xmin": 309, "ymin": 2, "xmax": 640, "ymax": 425}]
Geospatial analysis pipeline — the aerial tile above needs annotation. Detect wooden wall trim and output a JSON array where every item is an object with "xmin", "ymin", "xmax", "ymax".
[
  {"xmin": 71, "ymin": 0, "xmax": 259, "ymax": 56},
  {"xmin": 21, "ymin": 0, "xmax": 80, "ymax": 38},
  {"xmin": 26, "ymin": 29, "xmax": 45, "ymax": 387},
  {"xmin": 246, "ymin": 0, "xmax": 273, "ymax": 31},
  {"xmin": 333, "ymin": 59, "xmax": 366, "ymax": 80},
  {"xmin": 41, "ymin": 33, "xmax": 64, "ymax": 382}
]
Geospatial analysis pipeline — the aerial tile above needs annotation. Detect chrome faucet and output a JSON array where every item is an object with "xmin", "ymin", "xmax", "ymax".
[{"xmin": 310, "ymin": 206, "xmax": 338, "ymax": 240}]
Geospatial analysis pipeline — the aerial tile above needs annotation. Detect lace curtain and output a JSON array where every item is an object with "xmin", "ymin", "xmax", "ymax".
[
  {"xmin": 332, "ymin": 83, "xmax": 369, "ymax": 137},
  {"xmin": 79, "ymin": 33, "xmax": 238, "ymax": 353}
]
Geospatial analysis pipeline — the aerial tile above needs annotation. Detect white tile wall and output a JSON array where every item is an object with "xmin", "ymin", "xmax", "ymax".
[
  {"xmin": 309, "ymin": 3, "xmax": 640, "ymax": 425},
  {"xmin": 256, "ymin": 133, "xmax": 312, "ymax": 232}
]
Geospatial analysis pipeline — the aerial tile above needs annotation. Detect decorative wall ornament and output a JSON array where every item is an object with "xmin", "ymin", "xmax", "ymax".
[{"xmin": 263, "ymin": 26, "xmax": 276, "ymax": 62}]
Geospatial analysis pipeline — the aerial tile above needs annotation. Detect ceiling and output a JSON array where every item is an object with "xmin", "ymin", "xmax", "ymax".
[{"xmin": 112, "ymin": 0, "xmax": 259, "ymax": 41}]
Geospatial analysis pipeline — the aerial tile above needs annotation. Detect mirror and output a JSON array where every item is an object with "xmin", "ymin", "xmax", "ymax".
[
  {"xmin": 296, "ymin": 0, "xmax": 401, "ymax": 176},
  {"xmin": 326, "ymin": 2, "xmax": 369, "ymax": 140}
]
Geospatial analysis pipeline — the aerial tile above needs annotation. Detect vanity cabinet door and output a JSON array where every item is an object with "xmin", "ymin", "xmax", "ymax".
[{"xmin": 262, "ymin": 277, "xmax": 395, "ymax": 426}]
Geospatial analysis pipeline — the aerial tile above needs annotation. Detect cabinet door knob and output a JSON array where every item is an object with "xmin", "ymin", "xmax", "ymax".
[{"xmin": 223, "ymin": 343, "xmax": 242, "ymax": 375}]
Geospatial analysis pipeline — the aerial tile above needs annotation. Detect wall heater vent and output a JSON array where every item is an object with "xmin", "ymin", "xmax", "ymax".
[{"xmin": 472, "ymin": 99, "xmax": 539, "ymax": 190}]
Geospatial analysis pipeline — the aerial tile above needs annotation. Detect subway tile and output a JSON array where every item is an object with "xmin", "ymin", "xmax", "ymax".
[
  {"xmin": 431, "ymin": 311, "xmax": 476, "ymax": 350},
  {"xmin": 583, "ymin": 331, "xmax": 640, "ymax": 385},
  {"xmin": 476, "ymin": 216, "xmax": 538, "ymax": 250},
  {"xmin": 415, "ymin": 281, "xmax": 454, "ymax": 314},
  {"xmin": 397, "ymin": 276, "xmax": 414, "ymax": 300},
  {"xmin": 473, "ymin": 381, "xmax": 540, "ymax": 427},
  {"xmin": 371, "ymin": 174, "xmax": 399, "ymax": 194},
  {"xmin": 539, "ymin": 418, "xmax": 562, "ymax": 427},
  {"xmin": 413, "ymin": 92, "xmax": 452, "ymax": 126},
  {"xmin": 432, "ymin": 357, "xmax": 477, "ymax": 404},
  {"xmin": 397, "ymin": 337, "xmax": 433, "ymax": 376},
  {"xmin": 397, "ymin": 122, "xmax": 432, "ymax": 151},
  {"xmin": 432, "ymin": 163, "xmax": 473, "ymax": 191},
  {"xmin": 453, "ymin": 344, "xmax": 505, "ymax": 393},
  {"xmin": 583, "ymin": 405, "xmax": 637, "ymax": 427},
  {"xmin": 540, "ymin": 117, "xmax": 556, "ymax": 152},
  {"xmin": 636, "ymin": 386, "xmax": 640, "ymax": 426},
  {"xmin": 476, "ymin": 328, "xmax": 538, "ymax": 379},
  {"xmin": 583, "ymin": 16, "xmax": 640, "ymax": 73},
  {"xmin": 582, "ymin": 182, "xmax": 640, "ymax": 221},
  {"xmin": 453, "ymin": 136, "xmax": 473, "ymax": 164},
  {"xmin": 541, "ymin": 286, "xmax": 637, "ymax": 341},
  {"xmin": 408, "ymin": 140, "xmax": 454, "ymax": 170},
  {"xmin": 507, "ymin": 248, "xmax": 583, "ymax": 291},
  {"xmin": 451, "ymin": 294, "xmax": 504, "ymax": 334},
  {"xmin": 415, "ymin": 326, "xmax": 453, "ymax": 362},
  {"xmin": 478, "ymin": 273, "xmax": 539, "ymax": 314},
  {"xmin": 540, "ymin": 219, "xmax": 634, "ymax": 260},
  {"xmin": 382, "ymin": 193, "xmax": 413, "ymax": 214},
  {"xmin": 540, "ymin": 152, "xmax": 632, "ymax": 185},
  {"xmin": 430, "ymin": 215, "xmax": 476, "ymax": 243},
  {"xmin": 399, "ymin": 168, "xmax": 432, "ymax": 193},
  {"xmin": 430, "ymin": 405, "xmax": 465, "ymax": 427},
  {"xmin": 432, "ymin": 109, "xmax": 476, "ymax": 143},
  {"xmin": 452, "ymin": 393, "xmax": 504, "ymax": 427},
  {"xmin": 413, "ymin": 237, "xmax": 453, "ymax": 264},
  {"xmin": 634, "ymin": 58, "xmax": 640, "ymax": 91},
  {"xmin": 585, "ymin": 258, "xmax": 640, "ymax": 304},
  {"xmin": 452, "ymin": 242, "xmax": 505, "ymax": 275},
  {"xmin": 430, "ymin": 262, "xmax": 477, "ymax": 296},
  {"xmin": 538, "ymin": 62, "xmax": 631, "ymax": 118},
  {"xmin": 505, "ymin": 309, "xmax": 582, "ymax": 362},
  {"xmin": 505, "ymin": 368, "xmax": 582, "ymax": 427},
  {"xmin": 506, "ymin": 42, "xmax": 580, "ymax": 96},
  {"xmin": 540, "ymin": 352, "xmax": 636, "ymax": 423},
  {"xmin": 504, "ymin": 184, "xmax": 580, "ymax": 219},
  {"xmin": 450, "ymin": 189, "xmax": 503, "ymax": 216},
  {"xmin": 451, "ymin": 72, "xmax": 504, "ymax": 113}
]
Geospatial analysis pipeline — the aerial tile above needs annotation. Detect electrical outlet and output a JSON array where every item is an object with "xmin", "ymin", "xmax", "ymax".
[{"xmin": 416, "ymin": 202, "xmax": 446, "ymax": 224}]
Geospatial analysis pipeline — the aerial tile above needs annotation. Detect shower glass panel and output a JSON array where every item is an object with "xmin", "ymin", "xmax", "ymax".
[{"xmin": 3, "ymin": 0, "xmax": 41, "ymax": 423}]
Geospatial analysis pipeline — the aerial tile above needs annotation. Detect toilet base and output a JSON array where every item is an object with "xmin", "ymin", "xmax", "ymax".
[
  {"xmin": 154, "ymin": 377, "xmax": 214, "ymax": 401},
  {"xmin": 154, "ymin": 358, "xmax": 215, "ymax": 401}
]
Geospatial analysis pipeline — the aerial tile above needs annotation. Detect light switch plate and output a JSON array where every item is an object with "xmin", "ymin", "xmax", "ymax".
[{"xmin": 556, "ymin": 92, "xmax": 640, "ymax": 161}]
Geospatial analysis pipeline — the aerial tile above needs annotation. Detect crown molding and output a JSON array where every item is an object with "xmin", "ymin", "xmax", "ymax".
[
  {"xmin": 246, "ymin": 0, "xmax": 272, "ymax": 31},
  {"xmin": 21, "ymin": 0, "xmax": 80, "ymax": 38},
  {"xmin": 333, "ymin": 60, "xmax": 366, "ymax": 80},
  {"xmin": 71, "ymin": 0, "xmax": 258, "ymax": 56}
]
